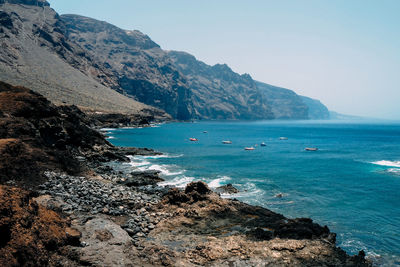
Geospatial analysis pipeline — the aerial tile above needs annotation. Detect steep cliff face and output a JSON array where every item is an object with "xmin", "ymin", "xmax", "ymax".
[
  {"xmin": 0, "ymin": 1, "xmax": 166, "ymax": 116},
  {"xmin": 255, "ymin": 81, "xmax": 309, "ymax": 119},
  {"xmin": 168, "ymin": 51, "xmax": 274, "ymax": 120},
  {"xmin": 300, "ymin": 96, "xmax": 330, "ymax": 119},
  {"xmin": 61, "ymin": 15, "xmax": 193, "ymax": 120}
]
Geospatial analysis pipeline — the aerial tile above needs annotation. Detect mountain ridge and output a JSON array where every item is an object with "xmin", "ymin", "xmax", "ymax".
[
  {"xmin": 0, "ymin": 1, "xmax": 331, "ymax": 121},
  {"xmin": 0, "ymin": 2, "xmax": 169, "ymax": 119}
]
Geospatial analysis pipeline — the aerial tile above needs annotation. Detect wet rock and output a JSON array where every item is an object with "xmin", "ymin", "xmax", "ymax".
[
  {"xmin": 165, "ymin": 181, "xmax": 213, "ymax": 205},
  {"xmin": 185, "ymin": 181, "xmax": 211, "ymax": 195},
  {"xmin": 215, "ymin": 183, "xmax": 239, "ymax": 194},
  {"xmin": 275, "ymin": 218, "xmax": 331, "ymax": 240},
  {"xmin": 246, "ymin": 227, "xmax": 274, "ymax": 241},
  {"xmin": 119, "ymin": 170, "xmax": 164, "ymax": 187}
]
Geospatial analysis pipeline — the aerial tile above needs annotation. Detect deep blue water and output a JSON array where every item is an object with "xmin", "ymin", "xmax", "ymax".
[{"xmin": 107, "ymin": 120, "xmax": 400, "ymax": 265}]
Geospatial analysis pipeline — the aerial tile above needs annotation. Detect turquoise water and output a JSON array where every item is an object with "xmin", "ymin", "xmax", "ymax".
[{"xmin": 107, "ymin": 120, "xmax": 400, "ymax": 265}]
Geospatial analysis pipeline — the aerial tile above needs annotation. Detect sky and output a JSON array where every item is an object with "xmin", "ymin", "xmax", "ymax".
[{"xmin": 50, "ymin": 0, "xmax": 400, "ymax": 119}]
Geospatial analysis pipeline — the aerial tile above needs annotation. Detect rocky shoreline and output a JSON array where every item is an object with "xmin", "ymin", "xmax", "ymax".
[
  {"xmin": 31, "ymin": 155, "xmax": 371, "ymax": 266},
  {"xmin": 0, "ymin": 82, "xmax": 372, "ymax": 266}
]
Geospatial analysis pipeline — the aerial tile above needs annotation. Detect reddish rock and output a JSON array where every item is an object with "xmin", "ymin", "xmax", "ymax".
[{"xmin": 0, "ymin": 185, "xmax": 79, "ymax": 266}]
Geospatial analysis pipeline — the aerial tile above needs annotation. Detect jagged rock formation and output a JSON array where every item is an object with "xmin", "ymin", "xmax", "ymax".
[
  {"xmin": 300, "ymin": 95, "xmax": 330, "ymax": 119},
  {"xmin": 0, "ymin": 1, "xmax": 166, "ymax": 116},
  {"xmin": 168, "ymin": 51, "xmax": 274, "ymax": 120},
  {"xmin": 0, "ymin": 81, "xmax": 155, "ymax": 188},
  {"xmin": 61, "ymin": 14, "xmax": 193, "ymax": 120}
]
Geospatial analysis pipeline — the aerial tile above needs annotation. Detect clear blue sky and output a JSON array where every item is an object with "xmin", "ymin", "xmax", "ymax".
[{"xmin": 50, "ymin": 0, "xmax": 400, "ymax": 119}]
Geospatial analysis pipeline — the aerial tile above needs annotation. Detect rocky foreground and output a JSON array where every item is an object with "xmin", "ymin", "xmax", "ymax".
[{"xmin": 0, "ymin": 82, "xmax": 371, "ymax": 266}]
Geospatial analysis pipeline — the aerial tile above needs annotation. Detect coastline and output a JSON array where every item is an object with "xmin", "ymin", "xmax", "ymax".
[
  {"xmin": 0, "ymin": 82, "xmax": 371, "ymax": 266},
  {"xmin": 33, "ymin": 148, "xmax": 371, "ymax": 266}
]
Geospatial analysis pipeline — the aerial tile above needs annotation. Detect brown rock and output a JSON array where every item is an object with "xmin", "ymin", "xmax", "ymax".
[{"xmin": 0, "ymin": 185, "xmax": 73, "ymax": 266}]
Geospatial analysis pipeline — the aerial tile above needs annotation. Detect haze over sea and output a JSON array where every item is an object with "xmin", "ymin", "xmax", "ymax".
[{"xmin": 108, "ymin": 120, "xmax": 400, "ymax": 265}]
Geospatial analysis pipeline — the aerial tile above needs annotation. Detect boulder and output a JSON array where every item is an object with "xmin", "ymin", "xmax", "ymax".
[
  {"xmin": 118, "ymin": 170, "xmax": 164, "ymax": 187},
  {"xmin": 214, "ymin": 183, "xmax": 239, "ymax": 194}
]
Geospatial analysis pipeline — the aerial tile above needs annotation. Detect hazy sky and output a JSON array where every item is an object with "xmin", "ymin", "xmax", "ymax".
[{"xmin": 50, "ymin": 0, "xmax": 400, "ymax": 119}]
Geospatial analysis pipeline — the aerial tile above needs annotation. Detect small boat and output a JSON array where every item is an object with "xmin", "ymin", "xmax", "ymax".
[
  {"xmin": 203, "ymin": 131, "xmax": 208, "ymax": 133},
  {"xmin": 260, "ymin": 142, "xmax": 266, "ymax": 146},
  {"xmin": 244, "ymin": 147, "xmax": 255, "ymax": 150},
  {"xmin": 275, "ymin": 193, "xmax": 283, "ymax": 198},
  {"xmin": 189, "ymin": 138, "xmax": 198, "ymax": 141},
  {"xmin": 279, "ymin": 137, "xmax": 288, "ymax": 140},
  {"xmin": 222, "ymin": 140, "xmax": 232, "ymax": 144},
  {"xmin": 305, "ymin": 147, "xmax": 318, "ymax": 151}
]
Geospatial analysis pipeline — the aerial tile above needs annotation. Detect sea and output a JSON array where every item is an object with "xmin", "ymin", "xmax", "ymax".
[{"xmin": 106, "ymin": 120, "xmax": 400, "ymax": 266}]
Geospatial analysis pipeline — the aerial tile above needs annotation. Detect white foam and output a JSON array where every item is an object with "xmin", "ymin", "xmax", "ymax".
[
  {"xmin": 387, "ymin": 168, "xmax": 400, "ymax": 175},
  {"xmin": 371, "ymin": 160, "xmax": 400, "ymax": 168},
  {"xmin": 158, "ymin": 176, "xmax": 195, "ymax": 188},
  {"xmin": 100, "ymin": 128, "xmax": 116, "ymax": 131},
  {"xmin": 220, "ymin": 182, "xmax": 263, "ymax": 199},
  {"xmin": 208, "ymin": 176, "xmax": 231, "ymax": 188},
  {"xmin": 145, "ymin": 164, "xmax": 184, "ymax": 176},
  {"xmin": 129, "ymin": 160, "xmax": 151, "ymax": 167},
  {"xmin": 141, "ymin": 154, "xmax": 183, "ymax": 159}
]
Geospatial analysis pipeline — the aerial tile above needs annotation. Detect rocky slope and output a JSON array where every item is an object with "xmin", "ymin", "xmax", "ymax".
[
  {"xmin": 0, "ymin": 81, "xmax": 159, "ymax": 188},
  {"xmin": 0, "ymin": 1, "xmax": 167, "ymax": 117},
  {"xmin": 168, "ymin": 51, "xmax": 274, "ymax": 120},
  {"xmin": 60, "ymin": 14, "xmax": 193, "ymax": 120}
]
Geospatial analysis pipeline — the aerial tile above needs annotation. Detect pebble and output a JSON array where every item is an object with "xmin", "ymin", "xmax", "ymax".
[{"xmin": 40, "ymin": 171, "xmax": 169, "ymax": 241}]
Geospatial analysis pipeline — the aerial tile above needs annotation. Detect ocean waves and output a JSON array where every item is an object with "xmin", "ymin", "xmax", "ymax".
[
  {"xmin": 126, "ymin": 155, "xmax": 264, "ymax": 198},
  {"xmin": 371, "ymin": 160, "xmax": 400, "ymax": 168},
  {"xmin": 370, "ymin": 160, "xmax": 400, "ymax": 176}
]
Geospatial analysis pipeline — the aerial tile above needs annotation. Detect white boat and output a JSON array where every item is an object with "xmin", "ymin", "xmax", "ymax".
[
  {"xmin": 189, "ymin": 138, "xmax": 198, "ymax": 141},
  {"xmin": 260, "ymin": 142, "xmax": 266, "ymax": 146},
  {"xmin": 222, "ymin": 140, "xmax": 232, "ymax": 144},
  {"xmin": 279, "ymin": 137, "xmax": 288, "ymax": 140},
  {"xmin": 244, "ymin": 147, "xmax": 255, "ymax": 150},
  {"xmin": 305, "ymin": 147, "xmax": 318, "ymax": 151}
]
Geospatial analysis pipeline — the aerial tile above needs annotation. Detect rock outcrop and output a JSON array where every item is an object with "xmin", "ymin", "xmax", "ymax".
[
  {"xmin": 0, "ymin": 81, "xmax": 151, "ymax": 188},
  {"xmin": 139, "ymin": 181, "xmax": 371, "ymax": 266}
]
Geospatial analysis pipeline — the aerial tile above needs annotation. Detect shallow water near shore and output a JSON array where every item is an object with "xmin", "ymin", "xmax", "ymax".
[{"xmin": 108, "ymin": 120, "xmax": 400, "ymax": 265}]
